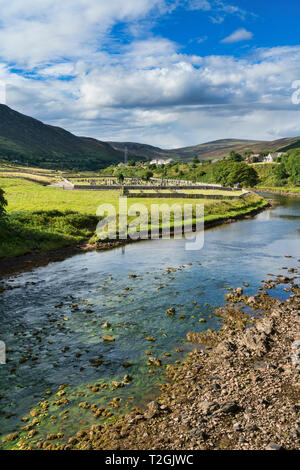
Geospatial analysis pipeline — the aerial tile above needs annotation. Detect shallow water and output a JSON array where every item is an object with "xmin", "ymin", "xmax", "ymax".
[{"xmin": 0, "ymin": 194, "xmax": 299, "ymax": 444}]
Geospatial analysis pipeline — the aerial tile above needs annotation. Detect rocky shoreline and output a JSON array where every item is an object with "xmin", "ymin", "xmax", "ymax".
[{"xmin": 57, "ymin": 268, "xmax": 299, "ymax": 451}]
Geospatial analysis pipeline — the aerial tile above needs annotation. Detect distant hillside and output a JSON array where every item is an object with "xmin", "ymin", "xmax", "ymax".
[
  {"xmin": 1, "ymin": 104, "xmax": 299, "ymax": 170},
  {"xmin": 0, "ymin": 105, "xmax": 126, "ymax": 170},
  {"xmin": 170, "ymin": 139, "xmax": 263, "ymax": 159},
  {"xmin": 109, "ymin": 142, "xmax": 177, "ymax": 161},
  {"xmin": 110, "ymin": 139, "xmax": 264, "ymax": 162},
  {"xmin": 111, "ymin": 137, "xmax": 300, "ymax": 162}
]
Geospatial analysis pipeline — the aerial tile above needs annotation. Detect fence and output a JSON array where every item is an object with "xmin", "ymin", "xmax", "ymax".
[
  {"xmin": 73, "ymin": 184, "xmax": 239, "ymax": 191},
  {"xmin": 126, "ymin": 192, "xmax": 246, "ymax": 199}
]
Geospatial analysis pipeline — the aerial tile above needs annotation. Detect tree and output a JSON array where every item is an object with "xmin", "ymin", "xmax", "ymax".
[
  {"xmin": 228, "ymin": 151, "xmax": 243, "ymax": 162},
  {"xmin": 117, "ymin": 173, "xmax": 124, "ymax": 184},
  {"xmin": 275, "ymin": 163, "xmax": 289, "ymax": 182},
  {"xmin": 283, "ymin": 151, "xmax": 300, "ymax": 184},
  {"xmin": 213, "ymin": 161, "xmax": 259, "ymax": 187},
  {"xmin": 197, "ymin": 170, "xmax": 206, "ymax": 178},
  {"xmin": 0, "ymin": 188, "xmax": 7, "ymax": 218},
  {"xmin": 192, "ymin": 155, "xmax": 199, "ymax": 164},
  {"xmin": 144, "ymin": 170, "xmax": 153, "ymax": 181}
]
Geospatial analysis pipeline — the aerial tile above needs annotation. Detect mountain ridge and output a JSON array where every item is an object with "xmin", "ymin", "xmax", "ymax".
[
  {"xmin": 0, "ymin": 104, "xmax": 125, "ymax": 170},
  {"xmin": 1, "ymin": 104, "xmax": 300, "ymax": 169},
  {"xmin": 110, "ymin": 137, "xmax": 300, "ymax": 162}
]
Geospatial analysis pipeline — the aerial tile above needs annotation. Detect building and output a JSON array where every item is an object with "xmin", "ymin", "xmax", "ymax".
[
  {"xmin": 263, "ymin": 152, "xmax": 285, "ymax": 163},
  {"xmin": 245, "ymin": 154, "xmax": 262, "ymax": 163},
  {"xmin": 150, "ymin": 158, "xmax": 174, "ymax": 165}
]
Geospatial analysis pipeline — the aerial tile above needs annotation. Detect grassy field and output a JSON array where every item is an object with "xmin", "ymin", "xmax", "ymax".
[
  {"xmin": 0, "ymin": 172, "xmax": 56, "ymax": 183},
  {"xmin": 0, "ymin": 177, "xmax": 267, "ymax": 259}
]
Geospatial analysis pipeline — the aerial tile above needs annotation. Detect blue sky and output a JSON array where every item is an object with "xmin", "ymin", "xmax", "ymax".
[
  {"xmin": 0, "ymin": 0, "xmax": 300, "ymax": 147},
  {"xmin": 154, "ymin": 1, "xmax": 300, "ymax": 56}
]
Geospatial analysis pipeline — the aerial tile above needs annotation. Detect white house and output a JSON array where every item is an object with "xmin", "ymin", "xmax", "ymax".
[
  {"xmin": 150, "ymin": 158, "xmax": 174, "ymax": 165},
  {"xmin": 263, "ymin": 152, "xmax": 285, "ymax": 163}
]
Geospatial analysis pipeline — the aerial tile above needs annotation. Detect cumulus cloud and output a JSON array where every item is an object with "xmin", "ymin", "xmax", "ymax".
[
  {"xmin": 0, "ymin": 0, "xmax": 299, "ymax": 147},
  {"xmin": 2, "ymin": 40, "xmax": 300, "ymax": 147},
  {"xmin": 0, "ymin": 0, "xmax": 167, "ymax": 66},
  {"xmin": 221, "ymin": 28, "xmax": 253, "ymax": 43}
]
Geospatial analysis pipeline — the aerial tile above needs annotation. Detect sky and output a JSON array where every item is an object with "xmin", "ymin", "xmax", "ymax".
[{"xmin": 0, "ymin": 0, "xmax": 300, "ymax": 148}]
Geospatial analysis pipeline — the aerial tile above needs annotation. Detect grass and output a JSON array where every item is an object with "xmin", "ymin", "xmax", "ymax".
[
  {"xmin": 253, "ymin": 163, "xmax": 300, "ymax": 192},
  {"xmin": 0, "ymin": 211, "xmax": 98, "ymax": 258},
  {"xmin": 0, "ymin": 172, "xmax": 55, "ymax": 183},
  {"xmin": 257, "ymin": 186, "xmax": 300, "ymax": 194},
  {"xmin": 0, "ymin": 177, "xmax": 267, "ymax": 259}
]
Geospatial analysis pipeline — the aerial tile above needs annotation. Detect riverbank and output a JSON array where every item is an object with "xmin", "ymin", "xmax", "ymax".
[
  {"xmin": 0, "ymin": 195, "xmax": 269, "ymax": 278},
  {"xmin": 256, "ymin": 187, "xmax": 300, "ymax": 197},
  {"xmin": 60, "ymin": 269, "xmax": 300, "ymax": 451},
  {"xmin": 1, "ymin": 196, "xmax": 299, "ymax": 451}
]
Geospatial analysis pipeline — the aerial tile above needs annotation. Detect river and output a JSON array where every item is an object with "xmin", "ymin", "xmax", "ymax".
[{"xmin": 0, "ymin": 193, "xmax": 299, "ymax": 445}]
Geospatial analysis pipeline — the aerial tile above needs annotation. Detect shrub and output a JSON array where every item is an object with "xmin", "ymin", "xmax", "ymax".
[
  {"xmin": 213, "ymin": 161, "xmax": 259, "ymax": 187},
  {"xmin": 0, "ymin": 188, "xmax": 7, "ymax": 218}
]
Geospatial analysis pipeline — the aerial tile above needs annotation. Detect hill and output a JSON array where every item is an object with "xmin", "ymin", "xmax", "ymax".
[
  {"xmin": 111, "ymin": 137, "xmax": 300, "ymax": 162},
  {"xmin": 1, "ymin": 104, "xmax": 299, "ymax": 170},
  {"xmin": 0, "ymin": 105, "xmax": 126, "ymax": 170},
  {"xmin": 110, "ymin": 139, "xmax": 262, "ymax": 161},
  {"xmin": 108, "ymin": 142, "xmax": 176, "ymax": 161}
]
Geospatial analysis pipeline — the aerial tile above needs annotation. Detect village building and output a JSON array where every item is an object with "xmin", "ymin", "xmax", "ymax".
[
  {"xmin": 263, "ymin": 152, "xmax": 285, "ymax": 163},
  {"xmin": 150, "ymin": 158, "xmax": 174, "ymax": 165},
  {"xmin": 245, "ymin": 154, "xmax": 262, "ymax": 163}
]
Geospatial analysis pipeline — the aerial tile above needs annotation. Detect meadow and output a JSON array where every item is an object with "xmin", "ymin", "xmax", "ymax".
[{"xmin": 0, "ymin": 177, "xmax": 267, "ymax": 259}]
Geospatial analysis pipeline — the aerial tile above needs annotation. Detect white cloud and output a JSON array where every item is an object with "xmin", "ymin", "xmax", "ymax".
[
  {"xmin": 0, "ymin": 0, "xmax": 167, "ymax": 66},
  {"xmin": 0, "ymin": 1, "xmax": 299, "ymax": 148},
  {"xmin": 2, "ymin": 41, "xmax": 300, "ymax": 147},
  {"xmin": 221, "ymin": 28, "xmax": 253, "ymax": 44},
  {"xmin": 187, "ymin": 0, "xmax": 211, "ymax": 11}
]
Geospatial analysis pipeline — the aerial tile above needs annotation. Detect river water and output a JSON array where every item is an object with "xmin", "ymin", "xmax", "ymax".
[{"xmin": 0, "ymin": 194, "xmax": 299, "ymax": 445}]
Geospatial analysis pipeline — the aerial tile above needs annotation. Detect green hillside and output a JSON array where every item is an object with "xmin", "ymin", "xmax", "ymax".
[
  {"xmin": 109, "ymin": 141, "xmax": 177, "ymax": 161},
  {"xmin": 110, "ymin": 138, "xmax": 262, "ymax": 162},
  {"xmin": 0, "ymin": 105, "xmax": 125, "ymax": 170},
  {"xmin": 111, "ymin": 137, "xmax": 300, "ymax": 163}
]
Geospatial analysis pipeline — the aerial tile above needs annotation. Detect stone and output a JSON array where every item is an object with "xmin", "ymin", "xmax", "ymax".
[
  {"xmin": 166, "ymin": 307, "xmax": 176, "ymax": 316},
  {"xmin": 199, "ymin": 400, "xmax": 219, "ymax": 415},
  {"xmin": 103, "ymin": 335, "xmax": 115, "ymax": 341},
  {"xmin": 123, "ymin": 361, "xmax": 132, "ymax": 368},
  {"xmin": 266, "ymin": 443, "xmax": 285, "ymax": 451},
  {"xmin": 144, "ymin": 401, "xmax": 160, "ymax": 419},
  {"xmin": 147, "ymin": 357, "xmax": 161, "ymax": 367},
  {"xmin": 221, "ymin": 402, "xmax": 241, "ymax": 414},
  {"xmin": 5, "ymin": 433, "xmax": 18, "ymax": 442}
]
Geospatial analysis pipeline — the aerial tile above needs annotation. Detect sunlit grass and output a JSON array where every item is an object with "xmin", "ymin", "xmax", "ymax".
[{"xmin": 0, "ymin": 177, "xmax": 267, "ymax": 258}]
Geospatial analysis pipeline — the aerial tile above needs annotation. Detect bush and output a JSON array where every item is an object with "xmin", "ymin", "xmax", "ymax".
[
  {"xmin": 0, "ymin": 188, "xmax": 7, "ymax": 218},
  {"xmin": 213, "ymin": 161, "xmax": 259, "ymax": 187},
  {"xmin": 283, "ymin": 151, "xmax": 300, "ymax": 184}
]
